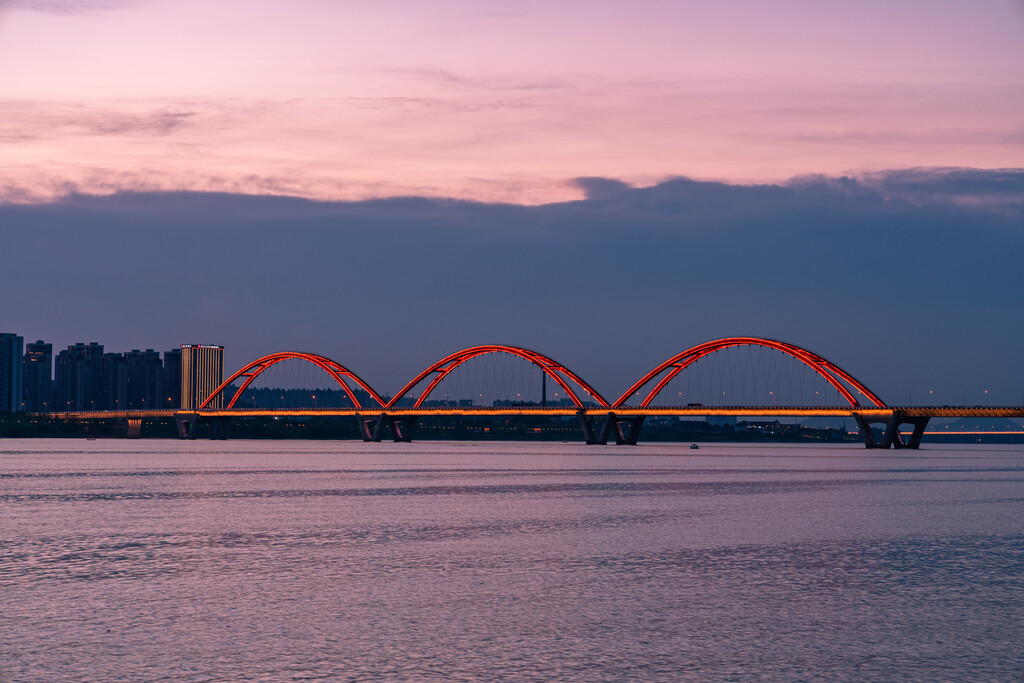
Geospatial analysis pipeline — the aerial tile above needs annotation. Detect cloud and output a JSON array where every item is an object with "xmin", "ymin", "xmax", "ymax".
[
  {"xmin": 0, "ymin": 101, "xmax": 197, "ymax": 141},
  {"xmin": 335, "ymin": 96, "xmax": 536, "ymax": 114},
  {"xmin": 83, "ymin": 107, "xmax": 196, "ymax": 136},
  {"xmin": 2, "ymin": 167, "xmax": 1021, "ymax": 406},
  {"xmin": 764, "ymin": 128, "xmax": 1024, "ymax": 147},
  {"xmin": 862, "ymin": 167, "xmax": 1024, "ymax": 198},
  {"xmin": 378, "ymin": 66, "xmax": 566, "ymax": 93},
  {"xmin": 568, "ymin": 177, "xmax": 633, "ymax": 200},
  {"xmin": 2, "ymin": 0, "xmax": 138, "ymax": 14},
  {"xmin": 788, "ymin": 167, "xmax": 1024, "ymax": 211}
]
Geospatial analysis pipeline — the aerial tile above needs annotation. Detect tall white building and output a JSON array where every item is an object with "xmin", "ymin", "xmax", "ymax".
[{"xmin": 181, "ymin": 345, "xmax": 224, "ymax": 410}]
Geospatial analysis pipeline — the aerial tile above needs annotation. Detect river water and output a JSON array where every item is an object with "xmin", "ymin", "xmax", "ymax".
[{"xmin": 1, "ymin": 440, "xmax": 1023, "ymax": 681}]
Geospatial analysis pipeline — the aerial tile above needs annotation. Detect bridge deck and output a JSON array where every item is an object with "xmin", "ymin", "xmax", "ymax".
[{"xmin": 41, "ymin": 406, "xmax": 1024, "ymax": 420}]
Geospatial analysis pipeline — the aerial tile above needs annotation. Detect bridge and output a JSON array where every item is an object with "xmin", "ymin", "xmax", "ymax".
[{"xmin": 44, "ymin": 337, "xmax": 1024, "ymax": 449}]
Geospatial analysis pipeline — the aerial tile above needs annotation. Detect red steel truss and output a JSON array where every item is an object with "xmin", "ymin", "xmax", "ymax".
[
  {"xmin": 197, "ymin": 338, "xmax": 884, "ymax": 412},
  {"xmin": 612, "ymin": 337, "xmax": 886, "ymax": 408},
  {"xmin": 198, "ymin": 351, "xmax": 386, "ymax": 410},
  {"xmin": 386, "ymin": 345, "xmax": 610, "ymax": 409}
]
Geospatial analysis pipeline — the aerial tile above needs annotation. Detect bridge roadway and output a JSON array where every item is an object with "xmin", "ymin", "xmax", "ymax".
[
  {"xmin": 43, "ymin": 406, "xmax": 1024, "ymax": 448},
  {"xmin": 46, "ymin": 406, "xmax": 1024, "ymax": 420}
]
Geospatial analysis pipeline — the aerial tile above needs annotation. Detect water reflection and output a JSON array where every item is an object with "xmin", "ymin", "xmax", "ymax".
[{"xmin": 1, "ymin": 441, "xmax": 1023, "ymax": 681}]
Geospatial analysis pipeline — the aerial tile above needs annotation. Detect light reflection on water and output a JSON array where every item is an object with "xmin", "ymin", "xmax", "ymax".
[{"xmin": 1, "ymin": 440, "xmax": 1023, "ymax": 681}]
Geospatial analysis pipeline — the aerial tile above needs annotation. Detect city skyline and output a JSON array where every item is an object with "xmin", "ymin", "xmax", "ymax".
[{"xmin": 0, "ymin": 337, "xmax": 185, "ymax": 412}]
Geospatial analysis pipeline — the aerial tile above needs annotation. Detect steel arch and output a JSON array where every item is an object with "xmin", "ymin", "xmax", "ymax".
[
  {"xmin": 387, "ymin": 345, "xmax": 610, "ymax": 409},
  {"xmin": 198, "ymin": 352, "xmax": 386, "ymax": 410},
  {"xmin": 612, "ymin": 337, "xmax": 885, "ymax": 408}
]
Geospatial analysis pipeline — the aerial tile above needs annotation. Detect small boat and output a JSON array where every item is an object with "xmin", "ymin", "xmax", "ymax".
[
  {"xmin": 690, "ymin": 443, "xmax": 699, "ymax": 449},
  {"xmin": 86, "ymin": 436, "xmax": 97, "ymax": 441}
]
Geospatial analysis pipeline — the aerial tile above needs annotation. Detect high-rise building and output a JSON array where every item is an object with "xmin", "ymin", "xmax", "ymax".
[
  {"xmin": 104, "ymin": 352, "xmax": 128, "ymax": 410},
  {"xmin": 162, "ymin": 348, "xmax": 182, "ymax": 409},
  {"xmin": 181, "ymin": 344, "xmax": 224, "ymax": 410},
  {"xmin": 0, "ymin": 333, "xmax": 24, "ymax": 413},
  {"xmin": 55, "ymin": 342, "xmax": 106, "ymax": 412},
  {"xmin": 125, "ymin": 349, "xmax": 163, "ymax": 409},
  {"xmin": 22, "ymin": 340, "xmax": 53, "ymax": 412}
]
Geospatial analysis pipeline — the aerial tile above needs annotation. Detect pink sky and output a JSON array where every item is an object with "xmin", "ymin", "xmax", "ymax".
[{"xmin": 1, "ymin": 0, "xmax": 1021, "ymax": 204}]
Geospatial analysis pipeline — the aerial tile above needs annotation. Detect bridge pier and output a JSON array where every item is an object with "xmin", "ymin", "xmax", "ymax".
[
  {"xmin": 125, "ymin": 418, "xmax": 142, "ymax": 439},
  {"xmin": 612, "ymin": 415, "xmax": 645, "ymax": 445},
  {"xmin": 578, "ymin": 411, "xmax": 602, "ymax": 445},
  {"xmin": 207, "ymin": 417, "xmax": 231, "ymax": 440},
  {"xmin": 578, "ymin": 411, "xmax": 604, "ymax": 444},
  {"xmin": 359, "ymin": 413, "xmax": 385, "ymax": 442},
  {"xmin": 358, "ymin": 413, "xmax": 420, "ymax": 442},
  {"xmin": 853, "ymin": 412, "xmax": 930, "ymax": 449},
  {"xmin": 175, "ymin": 414, "xmax": 197, "ymax": 439},
  {"xmin": 578, "ymin": 412, "xmax": 646, "ymax": 445},
  {"xmin": 389, "ymin": 415, "xmax": 419, "ymax": 442},
  {"xmin": 174, "ymin": 414, "xmax": 230, "ymax": 440}
]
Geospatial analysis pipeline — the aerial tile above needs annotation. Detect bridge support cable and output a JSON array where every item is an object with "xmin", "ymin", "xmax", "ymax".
[
  {"xmin": 615, "ymin": 337, "xmax": 886, "ymax": 409},
  {"xmin": 199, "ymin": 352, "xmax": 385, "ymax": 412},
  {"xmin": 853, "ymin": 412, "xmax": 930, "ymax": 449},
  {"xmin": 388, "ymin": 345, "xmax": 609, "ymax": 409}
]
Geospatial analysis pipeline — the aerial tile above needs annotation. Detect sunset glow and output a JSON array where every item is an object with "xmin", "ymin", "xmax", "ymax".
[{"xmin": 2, "ymin": 0, "xmax": 1021, "ymax": 204}]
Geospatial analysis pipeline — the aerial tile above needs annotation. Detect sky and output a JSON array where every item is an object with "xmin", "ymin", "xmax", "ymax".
[
  {"xmin": 0, "ymin": 0, "xmax": 1022, "ymax": 203},
  {"xmin": 1, "ymin": 1, "xmax": 1023, "ymax": 406},
  {"xmin": 3, "ymin": 170, "xmax": 1023, "ymax": 405}
]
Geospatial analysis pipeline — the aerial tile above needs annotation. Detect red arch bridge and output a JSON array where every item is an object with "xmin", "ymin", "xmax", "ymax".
[{"xmin": 45, "ymin": 337, "xmax": 1024, "ymax": 449}]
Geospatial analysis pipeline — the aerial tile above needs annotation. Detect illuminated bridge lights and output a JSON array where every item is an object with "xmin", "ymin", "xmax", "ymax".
[{"xmin": 43, "ymin": 337, "xmax": 1024, "ymax": 448}]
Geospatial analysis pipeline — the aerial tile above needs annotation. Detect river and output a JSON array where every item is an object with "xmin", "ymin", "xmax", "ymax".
[{"xmin": 2, "ymin": 440, "xmax": 1023, "ymax": 681}]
